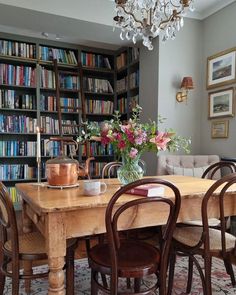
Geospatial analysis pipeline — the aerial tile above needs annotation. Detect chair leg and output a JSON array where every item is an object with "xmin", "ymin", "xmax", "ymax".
[
  {"xmin": 66, "ymin": 246, "xmax": 75, "ymax": 295},
  {"xmin": 223, "ymin": 257, "xmax": 236, "ymax": 286},
  {"xmin": 91, "ymin": 269, "xmax": 98, "ymax": 295},
  {"xmin": 186, "ymin": 256, "xmax": 193, "ymax": 293},
  {"xmin": 167, "ymin": 252, "xmax": 176, "ymax": 295},
  {"xmin": 204, "ymin": 255, "xmax": 212, "ymax": 295},
  {"xmin": 23, "ymin": 260, "xmax": 33, "ymax": 295},
  {"xmin": 12, "ymin": 263, "xmax": 20, "ymax": 295},
  {"xmin": 0, "ymin": 242, "xmax": 5, "ymax": 295},
  {"xmin": 134, "ymin": 278, "xmax": 141, "ymax": 292}
]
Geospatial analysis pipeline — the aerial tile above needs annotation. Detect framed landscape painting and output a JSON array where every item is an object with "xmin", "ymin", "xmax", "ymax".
[
  {"xmin": 211, "ymin": 120, "xmax": 229, "ymax": 138},
  {"xmin": 207, "ymin": 48, "xmax": 236, "ymax": 89},
  {"xmin": 208, "ymin": 87, "xmax": 234, "ymax": 118}
]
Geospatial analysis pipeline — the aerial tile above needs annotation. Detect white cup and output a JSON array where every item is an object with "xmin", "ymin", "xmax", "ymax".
[{"xmin": 83, "ymin": 180, "xmax": 107, "ymax": 196}]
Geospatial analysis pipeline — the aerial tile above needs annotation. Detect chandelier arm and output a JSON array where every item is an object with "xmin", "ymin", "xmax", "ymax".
[
  {"xmin": 170, "ymin": 0, "xmax": 182, "ymax": 9},
  {"xmin": 159, "ymin": 11, "xmax": 182, "ymax": 28},
  {"xmin": 119, "ymin": 5, "xmax": 143, "ymax": 27}
]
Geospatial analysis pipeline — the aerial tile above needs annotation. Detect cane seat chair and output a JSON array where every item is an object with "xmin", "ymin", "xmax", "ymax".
[
  {"xmin": 87, "ymin": 178, "xmax": 181, "ymax": 295},
  {"xmin": 168, "ymin": 173, "xmax": 236, "ymax": 295},
  {"xmin": 0, "ymin": 182, "xmax": 77, "ymax": 295}
]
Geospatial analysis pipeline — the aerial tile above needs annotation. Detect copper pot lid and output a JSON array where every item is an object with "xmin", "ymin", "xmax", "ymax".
[{"xmin": 46, "ymin": 155, "xmax": 79, "ymax": 165}]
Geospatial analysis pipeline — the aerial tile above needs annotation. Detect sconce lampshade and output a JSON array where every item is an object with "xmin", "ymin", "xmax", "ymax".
[{"xmin": 181, "ymin": 77, "xmax": 194, "ymax": 90}]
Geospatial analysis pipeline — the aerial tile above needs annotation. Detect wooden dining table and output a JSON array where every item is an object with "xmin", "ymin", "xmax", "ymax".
[{"xmin": 16, "ymin": 175, "xmax": 236, "ymax": 295}]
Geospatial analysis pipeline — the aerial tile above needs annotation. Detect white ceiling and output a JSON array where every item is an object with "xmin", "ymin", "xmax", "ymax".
[{"xmin": 0, "ymin": 0, "xmax": 234, "ymax": 49}]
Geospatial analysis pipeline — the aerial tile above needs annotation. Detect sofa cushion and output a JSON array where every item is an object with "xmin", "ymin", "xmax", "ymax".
[
  {"xmin": 166, "ymin": 164, "xmax": 210, "ymax": 178},
  {"xmin": 156, "ymin": 155, "xmax": 220, "ymax": 179}
]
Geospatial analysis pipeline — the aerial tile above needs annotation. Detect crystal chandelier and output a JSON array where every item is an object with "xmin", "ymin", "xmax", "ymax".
[{"xmin": 113, "ymin": 0, "xmax": 195, "ymax": 50}]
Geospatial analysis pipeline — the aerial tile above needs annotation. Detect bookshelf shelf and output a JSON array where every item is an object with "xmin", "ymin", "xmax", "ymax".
[
  {"xmin": 0, "ymin": 108, "xmax": 37, "ymax": 113},
  {"xmin": 0, "ymin": 54, "xmax": 37, "ymax": 64},
  {"xmin": 82, "ymin": 66, "xmax": 114, "ymax": 74}
]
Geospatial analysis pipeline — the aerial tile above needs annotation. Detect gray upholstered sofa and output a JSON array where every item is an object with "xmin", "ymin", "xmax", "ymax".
[{"xmin": 156, "ymin": 154, "xmax": 220, "ymax": 179}]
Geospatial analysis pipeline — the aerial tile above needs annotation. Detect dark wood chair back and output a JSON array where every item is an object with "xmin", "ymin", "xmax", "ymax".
[
  {"xmin": 101, "ymin": 161, "xmax": 122, "ymax": 178},
  {"xmin": 202, "ymin": 161, "xmax": 236, "ymax": 180},
  {"xmin": 201, "ymin": 173, "xmax": 236, "ymax": 255},
  {"xmin": 105, "ymin": 178, "xmax": 181, "ymax": 294},
  {"xmin": 0, "ymin": 182, "xmax": 19, "ymax": 258}
]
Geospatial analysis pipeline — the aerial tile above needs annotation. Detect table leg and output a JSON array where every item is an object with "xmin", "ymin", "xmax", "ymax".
[
  {"xmin": 48, "ymin": 257, "xmax": 66, "ymax": 295},
  {"xmin": 22, "ymin": 200, "xmax": 33, "ymax": 233},
  {"xmin": 46, "ymin": 212, "xmax": 67, "ymax": 295}
]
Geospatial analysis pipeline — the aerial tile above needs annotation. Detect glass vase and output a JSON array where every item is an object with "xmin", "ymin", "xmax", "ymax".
[{"xmin": 117, "ymin": 156, "xmax": 145, "ymax": 185}]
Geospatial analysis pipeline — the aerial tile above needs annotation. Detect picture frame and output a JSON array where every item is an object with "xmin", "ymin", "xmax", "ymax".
[
  {"xmin": 211, "ymin": 119, "xmax": 229, "ymax": 138},
  {"xmin": 208, "ymin": 87, "xmax": 235, "ymax": 118},
  {"xmin": 207, "ymin": 48, "xmax": 236, "ymax": 89}
]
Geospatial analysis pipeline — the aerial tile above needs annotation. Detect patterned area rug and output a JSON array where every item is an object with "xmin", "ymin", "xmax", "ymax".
[{"xmin": 3, "ymin": 256, "xmax": 236, "ymax": 294}]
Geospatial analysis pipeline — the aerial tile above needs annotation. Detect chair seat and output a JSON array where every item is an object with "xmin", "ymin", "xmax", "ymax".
[
  {"xmin": 183, "ymin": 218, "xmax": 221, "ymax": 227},
  {"xmin": 173, "ymin": 226, "xmax": 236, "ymax": 251},
  {"xmin": 88, "ymin": 240, "xmax": 160, "ymax": 277},
  {"xmin": 4, "ymin": 231, "xmax": 77, "ymax": 256}
]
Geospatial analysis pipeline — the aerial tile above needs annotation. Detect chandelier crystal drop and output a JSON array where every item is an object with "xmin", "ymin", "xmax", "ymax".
[{"xmin": 113, "ymin": 0, "xmax": 195, "ymax": 50}]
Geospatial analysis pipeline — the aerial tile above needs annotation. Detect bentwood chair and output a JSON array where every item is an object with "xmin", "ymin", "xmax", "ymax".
[
  {"xmin": 183, "ymin": 160, "xmax": 236, "ymax": 227},
  {"xmin": 0, "ymin": 182, "xmax": 77, "ymax": 295},
  {"xmin": 87, "ymin": 178, "xmax": 181, "ymax": 295},
  {"xmin": 168, "ymin": 173, "xmax": 236, "ymax": 295},
  {"xmin": 101, "ymin": 161, "xmax": 122, "ymax": 179}
]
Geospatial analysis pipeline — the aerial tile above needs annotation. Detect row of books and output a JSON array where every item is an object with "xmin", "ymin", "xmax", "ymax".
[
  {"xmin": 130, "ymin": 70, "xmax": 139, "ymax": 89},
  {"xmin": 116, "ymin": 52, "xmax": 127, "ymax": 70},
  {"xmin": 83, "ymin": 77, "xmax": 113, "ymax": 93},
  {"xmin": 0, "ymin": 115, "xmax": 37, "ymax": 133},
  {"xmin": 117, "ymin": 97, "xmax": 127, "ymax": 113},
  {"xmin": 40, "ymin": 95, "xmax": 80, "ymax": 112},
  {"xmin": 0, "ymin": 164, "xmax": 36, "ymax": 180},
  {"xmin": 0, "ymin": 64, "xmax": 36, "ymax": 87},
  {"xmin": 81, "ymin": 52, "xmax": 112, "ymax": 69},
  {"xmin": 41, "ymin": 139, "xmax": 61, "ymax": 157},
  {"xmin": 89, "ymin": 161, "xmax": 108, "ymax": 178},
  {"xmin": 0, "ymin": 39, "xmax": 36, "ymax": 59},
  {"xmin": 117, "ymin": 76, "xmax": 128, "ymax": 93},
  {"xmin": 39, "ymin": 46, "xmax": 77, "ymax": 64},
  {"xmin": 82, "ymin": 142, "xmax": 114, "ymax": 157},
  {"xmin": 85, "ymin": 99, "xmax": 114, "ymax": 115},
  {"xmin": 129, "ymin": 95, "xmax": 139, "ymax": 110},
  {"xmin": 7, "ymin": 187, "xmax": 20, "ymax": 203},
  {"xmin": 0, "ymin": 140, "xmax": 36, "ymax": 157},
  {"xmin": 40, "ymin": 68, "xmax": 55, "ymax": 88},
  {"xmin": 59, "ymin": 74, "xmax": 79, "ymax": 90},
  {"xmin": 0, "ymin": 90, "xmax": 36, "ymax": 110},
  {"xmin": 40, "ymin": 116, "xmax": 79, "ymax": 134}
]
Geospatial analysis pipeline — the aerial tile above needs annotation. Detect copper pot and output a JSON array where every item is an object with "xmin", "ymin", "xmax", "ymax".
[
  {"xmin": 46, "ymin": 155, "xmax": 79, "ymax": 186},
  {"xmin": 45, "ymin": 137, "xmax": 94, "ymax": 186},
  {"xmin": 46, "ymin": 156, "xmax": 95, "ymax": 186}
]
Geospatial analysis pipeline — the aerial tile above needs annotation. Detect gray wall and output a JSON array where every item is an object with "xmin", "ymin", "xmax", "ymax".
[
  {"xmin": 158, "ymin": 18, "xmax": 203, "ymax": 154},
  {"xmin": 139, "ymin": 18, "xmax": 204, "ymax": 175},
  {"xmin": 139, "ymin": 38, "xmax": 159, "ymax": 175},
  {"xmin": 201, "ymin": 2, "xmax": 236, "ymax": 157}
]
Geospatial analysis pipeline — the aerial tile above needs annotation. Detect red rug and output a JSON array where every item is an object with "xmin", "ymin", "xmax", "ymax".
[{"xmin": 3, "ymin": 256, "xmax": 236, "ymax": 294}]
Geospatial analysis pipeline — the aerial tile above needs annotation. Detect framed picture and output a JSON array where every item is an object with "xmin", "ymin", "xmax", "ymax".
[
  {"xmin": 207, "ymin": 48, "xmax": 236, "ymax": 89},
  {"xmin": 211, "ymin": 120, "xmax": 229, "ymax": 138},
  {"xmin": 208, "ymin": 87, "xmax": 235, "ymax": 118}
]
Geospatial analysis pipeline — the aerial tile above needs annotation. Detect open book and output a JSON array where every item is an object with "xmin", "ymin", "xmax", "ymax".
[{"xmin": 126, "ymin": 184, "xmax": 165, "ymax": 197}]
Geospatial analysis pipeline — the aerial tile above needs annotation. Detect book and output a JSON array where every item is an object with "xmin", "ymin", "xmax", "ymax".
[{"xmin": 126, "ymin": 184, "xmax": 165, "ymax": 197}]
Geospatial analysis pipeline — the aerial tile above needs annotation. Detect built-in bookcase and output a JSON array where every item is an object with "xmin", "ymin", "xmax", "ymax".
[
  {"xmin": 0, "ymin": 34, "xmax": 140, "ymax": 201},
  {"xmin": 115, "ymin": 47, "xmax": 139, "ymax": 117}
]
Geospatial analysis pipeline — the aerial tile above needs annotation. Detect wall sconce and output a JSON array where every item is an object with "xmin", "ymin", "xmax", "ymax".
[{"xmin": 176, "ymin": 76, "xmax": 194, "ymax": 103}]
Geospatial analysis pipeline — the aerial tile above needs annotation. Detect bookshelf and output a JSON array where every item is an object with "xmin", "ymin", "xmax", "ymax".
[
  {"xmin": 116, "ymin": 47, "xmax": 139, "ymax": 118},
  {"xmin": 0, "ymin": 33, "xmax": 140, "ymax": 201}
]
